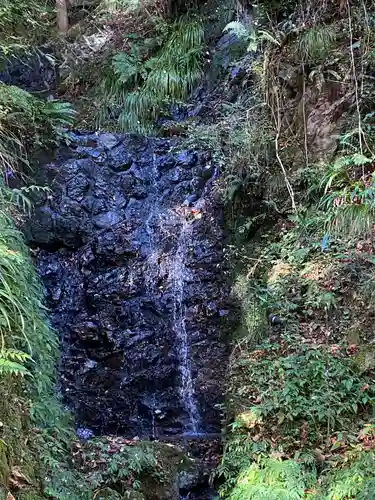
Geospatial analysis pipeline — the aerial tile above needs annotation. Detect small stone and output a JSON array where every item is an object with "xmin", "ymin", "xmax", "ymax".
[
  {"xmin": 98, "ymin": 133, "xmax": 120, "ymax": 150},
  {"xmin": 51, "ymin": 287, "xmax": 62, "ymax": 302},
  {"xmin": 183, "ymin": 194, "xmax": 198, "ymax": 207},
  {"xmin": 93, "ymin": 211, "xmax": 122, "ymax": 229},
  {"xmin": 219, "ymin": 309, "xmax": 229, "ymax": 317},
  {"xmin": 202, "ymin": 163, "xmax": 214, "ymax": 180},
  {"xmin": 268, "ymin": 313, "xmax": 283, "ymax": 325}
]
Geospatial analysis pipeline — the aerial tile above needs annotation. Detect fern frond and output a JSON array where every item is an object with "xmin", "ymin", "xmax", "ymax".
[
  {"xmin": 229, "ymin": 459, "xmax": 306, "ymax": 500},
  {"xmin": 42, "ymin": 101, "xmax": 76, "ymax": 127},
  {"xmin": 297, "ymin": 24, "xmax": 336, "ymax": 63},
  {"xmin": 96, "ymin": 19, "xmax": 204, "ymax": 132},
  {"xmin": 1, "ymin": 348, "xmax": 31, "ymax": 362},
  {"xmin": 0, "ymin": 349, "xmax": 31, "ymax": 376},
  {"xmin": 112, "ymin": 52, "xmax": 146, "ymax": 86}
]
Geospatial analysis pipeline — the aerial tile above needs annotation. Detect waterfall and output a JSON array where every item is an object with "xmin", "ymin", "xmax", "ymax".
[
  {"xmin": 170, "ymin": 218, "xmax": 201, "ymax": 435},
  {"xmin": 33, "ymin": 132, "xmax": 227, "ymax": 437},
  {"xmin": 144, "ymin": 154, "xmax": 201, "ymax": 434}
]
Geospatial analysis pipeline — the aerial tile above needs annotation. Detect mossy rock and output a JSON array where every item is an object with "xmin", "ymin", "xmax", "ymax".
[
  {"xmin": 139, "ymin": 442, "xmax": 197, "ymax": 500},
  {"xmin": 236, "ymin": 409, "xmax": 262, "ymax": 430},
  {"xmin": 347, "ymin": 327, "xmax": 361, "ymax": 345},
  {"xmin": 354, "ymin": 345, "xmax": 375, "ymax": 373}
]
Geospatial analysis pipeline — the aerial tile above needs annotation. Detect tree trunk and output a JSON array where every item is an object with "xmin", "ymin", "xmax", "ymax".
[{"xmin": 56, "ymin": 0, "xmax": 69, "ymax": 33}]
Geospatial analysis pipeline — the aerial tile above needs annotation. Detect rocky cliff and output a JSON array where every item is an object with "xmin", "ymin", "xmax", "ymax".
[{"xmin": 26, "ymin": 131, "xmax": 231, "ymax": 438}]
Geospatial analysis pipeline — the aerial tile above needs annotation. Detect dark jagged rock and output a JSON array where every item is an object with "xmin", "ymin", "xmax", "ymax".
[
  {"xmin": 0, "ymin": 48, "xmax": 57, "ymax": 95},
  {"xmin": 27, "ymin": 131, "xmax": 231, "ymax": 438}
]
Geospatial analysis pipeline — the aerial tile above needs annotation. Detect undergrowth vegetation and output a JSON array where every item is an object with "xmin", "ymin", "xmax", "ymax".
[
  {"xmin": 0, "ymin": 83, "xmax": 75, "ymax": 171},
  {"xmin": 0, "ymin": 178, "xmax": 76, "ymax": 500},
  {"xmin": 180, "ymin": 0, "xmax": 375, "ymax": 497},
  {"xmin": 60, "ymin": 0, "xmax": 238, "ymax": 131},
  {"xmin": 96, "ymin": 20, "xmax": 204, "ymax": 132},
  {"xmin": 2, "ymin": 0, "xmax": 375, "ymax": 497},
  {"xmin": 0, "ymin": 0, "xmax": 53, "ymax": 53},
  {"xmin": 0, "ymin": 83, "xmax": 77, "ymax": 500}
]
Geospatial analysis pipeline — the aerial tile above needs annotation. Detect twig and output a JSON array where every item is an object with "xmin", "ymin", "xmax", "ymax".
[
  {"xmin": 347, "ymin": 0, "xmax": 363, "ymax": 167},
  {"xmin": 246, "ymin": 256, "xmax": 262, "ymax": 279},
  {"xmin": 275, "ymin": 131, "xmax": 297, "ymax": 211},
  {"xmin": 302, "ymin": 66, "xmax": 309, "ymax": 167},
  {"xmin": 272, "ymin": 86, "xmax": 297, "ymax": 211}
]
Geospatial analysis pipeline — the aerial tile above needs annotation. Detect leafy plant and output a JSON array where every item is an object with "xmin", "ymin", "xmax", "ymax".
[
  {"xmin": 319, "ymin": 451, "xmax": 375, "ymax": 499},
  {"xmin": 216, "ymin": 434, "xmax": 266, "ymax": 495},
  {"xmin": 10, "ymin": 185, "xmax": 50, "ymax": 214},
  {"xmin": 112, "ymin": 48, "xmax": 147, "ymax": 87},
  {"xmin": 97, "ymin": 20, "xmax": 204, "ymax": 132},
  {"xmin": 0, "ymin": 0, "xmax": 52, "ymax": 53},
  {"xmin": 0, "ymin": 348, "xmax": 30, "ymax": 376},
  {"xmin": 239, "ymin": 345, "xmax": 374, "ymax": 428},
  {"xmin": 0, "ymin": 83, "xmax": 75, "ymax": 170},
  {"xmin": 297, "ymin": 25, "xmax": 336, "ymax": 64},
  {"xmin": 319, "ymin": 154, "xmax": 375, "ymax": 238},
  {"xmin": 228, "ymin": 458, "xmax": 308, "ymax": 500}
]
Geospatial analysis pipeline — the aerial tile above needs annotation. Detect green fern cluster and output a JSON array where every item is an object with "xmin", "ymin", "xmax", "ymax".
[
  {"xmin": 0, "ymin": 348, "xmax": 30, "ymax": 376},
  {"xmin": 229, "ymin": 459, "xmax": 308, "ymax": 500},
  {"xmin": 319, "ymin": 153, "xmax": 375, "ymax": 238},
  {"xmin": 0, "ymin": 85, "xmax": 75, "ymax": 485},
  {"xmin": 320, "ymin": 451, "xmax": 375, "ymax": 499},
  {"xmin": 0, "ymin": 183, "xmax": 58, "ymax": 407},
  {"xmin": 297, "ymin": 25, "xmax": 336, "ymax": 64},
  {"xmin": 0, "ymin": 83, "xmax": 75, "ymax": 171},
  {"xmin": 0, "ymin": 178, "xmax": 74, "ymax": 498},
  {"xmin": 97, "ymin": 20, "xmax": 204, "ymax": 132},
  {"xmin": 89, "ymin": 440, "xmax": 162, "ymax": 490},
  {"xmin": 226, "ymin": 453, "xmax": 375, "ymax": 499}
]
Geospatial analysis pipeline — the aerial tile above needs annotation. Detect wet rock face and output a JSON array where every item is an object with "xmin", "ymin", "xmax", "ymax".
[
  {"xmin": 28, "ymin": 131, "xmax": 230, "ymax": 437},
  {"xmin": 0, "ymin": 48, "xmax": 56, "ymax": 95}
]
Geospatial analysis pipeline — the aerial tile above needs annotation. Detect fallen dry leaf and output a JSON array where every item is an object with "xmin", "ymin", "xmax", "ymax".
[{"xmin": 9, "ymin": 467, "xmax": 31, "ymax": 490}]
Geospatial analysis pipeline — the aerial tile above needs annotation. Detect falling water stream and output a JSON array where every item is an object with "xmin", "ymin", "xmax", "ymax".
[
  {"xmin": 144, "ymin": 155, "xmax": 201, "ymax": 435},
  {"xmin": 170, "ymin": 218, "xmax": 201, "ymax": 435}
]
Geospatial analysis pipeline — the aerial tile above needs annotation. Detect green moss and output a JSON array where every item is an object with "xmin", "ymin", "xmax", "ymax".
[
  {"xmin": 0, "ymin": 441, "xmax": 10, "ymax": 488},
  {"xmin": 347, "ymin": 327, "xmax": 361, "ymax": 346},
  {"xmin": 355, "ymin": 345, "xmax": 375, "ymax": 374}
]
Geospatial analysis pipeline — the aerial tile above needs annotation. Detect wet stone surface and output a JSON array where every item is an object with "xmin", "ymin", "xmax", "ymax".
[{"xmin": 26, "ymin": 131, "xmax": 231, "ymax": 438}]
